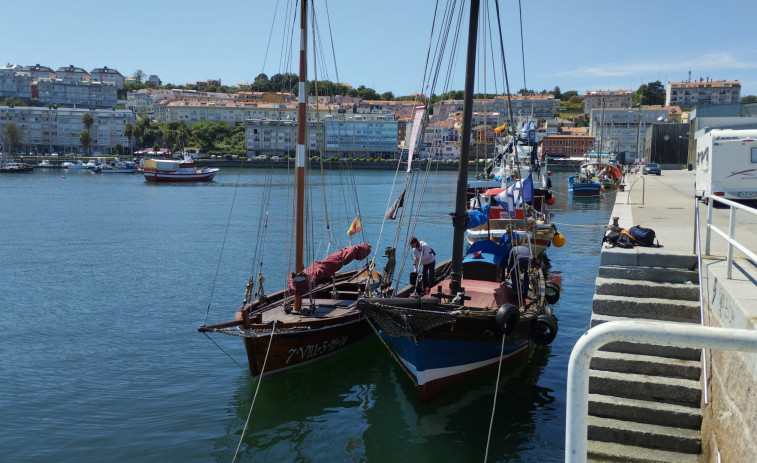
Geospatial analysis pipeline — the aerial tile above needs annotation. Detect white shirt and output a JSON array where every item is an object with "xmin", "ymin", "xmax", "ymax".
[{"xmin": 413, "ymin": 241, "xmax": 435, "ymax": 270}]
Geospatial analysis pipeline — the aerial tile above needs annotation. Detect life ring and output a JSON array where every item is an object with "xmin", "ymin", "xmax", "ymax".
[
  {"xmin": 495, "ymin": 304, "xmax": 519, "ymax": 337},
  {"xmin": 545, "ymin": 280, "xmax": 561, "ymax": 304},
  {"xmin": 530, "ymin": 314, "xmax": 558, "ymax": 345}
]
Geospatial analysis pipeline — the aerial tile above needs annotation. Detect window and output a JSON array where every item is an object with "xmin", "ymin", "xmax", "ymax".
[{"xmin": 751, "ymin": 147, "xmax": 757, "ymax": 163}]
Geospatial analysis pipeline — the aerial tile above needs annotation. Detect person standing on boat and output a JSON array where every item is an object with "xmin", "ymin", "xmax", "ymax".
[
  {"xmin": 410, "ymin": 236, "xmax": 435, "ymax": 293},
  {"xmin": 498, "ymin": 229, "xmax": 513, "ymax": 280},
  {"xmin": 507, "ymin": 236, "xmax": 531, "ymax": 300}
]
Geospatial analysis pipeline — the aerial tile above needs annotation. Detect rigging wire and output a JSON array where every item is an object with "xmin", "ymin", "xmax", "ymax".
[
  {"xmin": 260, "ymin": 0, "xmax": 281, "ymax": 76},
  {"xmin": 484, "ymin": 332, "xmax": 508, "ymax": 463}
]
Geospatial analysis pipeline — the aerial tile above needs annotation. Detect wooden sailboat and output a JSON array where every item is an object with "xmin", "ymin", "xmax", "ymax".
[
  {"xmin": 359, "ymin": 0, "xmax": 559, "ymax": 401},
  {"xmin": 199, "ymin": 0, "xmax": 378, "ymax": 377}
]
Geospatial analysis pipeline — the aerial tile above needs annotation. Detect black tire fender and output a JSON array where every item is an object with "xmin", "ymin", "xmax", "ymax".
[
  {"xmin": 495, "ymin": 304, "xmax": 519, "ymax": 338},
  {"xmin": 530, "ymin": 314, "xmax": 558, "ymax": 346},
  {"xmin": 544, "ymin": 280, "xmax": 561, "ymax": 304}
]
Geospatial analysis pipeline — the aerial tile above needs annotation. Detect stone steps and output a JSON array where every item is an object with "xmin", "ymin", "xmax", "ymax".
[
  {"xmin": 588, "ymin": 416, "xmax": 701, "ymax": 455},
  {"xmin": 586, "ymin": 256, "xmax": 703, "ymax": 459}
]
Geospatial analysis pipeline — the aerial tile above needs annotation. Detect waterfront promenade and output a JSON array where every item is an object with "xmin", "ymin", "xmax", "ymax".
[{"xmin": 588, "ymin": 169, "xmax": 757, "ymax": 461}]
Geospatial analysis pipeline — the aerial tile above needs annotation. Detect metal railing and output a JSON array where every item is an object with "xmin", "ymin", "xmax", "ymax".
[
  {"xmin": 624, "ymin": 175, "xmax": 645, "ymax": 205},
  {"xmin": 565, "ymin": 320, "xmax": 757, "ymax": 463},
  {"xmin": 704, "ymin": 195, "xmax": 757, "ymax": 279}
]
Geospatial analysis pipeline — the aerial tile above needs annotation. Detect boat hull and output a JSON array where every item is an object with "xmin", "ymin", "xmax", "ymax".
[
  {"xmin": 242, "ymin": 313, "xmax": 370, "ymax": 377},
  {"xmin": 143, "ymin": 170, "xmax": 218, "ymax": 182},
  {"xmin": 466, "ymin": 219, "xmax": 555, "ymax": 255},
  {"xmin": 568, "ymin": 176, "xmax": 602, "ymax": 196}
]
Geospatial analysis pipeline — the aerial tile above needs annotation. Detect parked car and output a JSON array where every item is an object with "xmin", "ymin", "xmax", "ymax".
[{"xmin": 643, "ymin": 163, "xmax": 661, "ymax": 175}]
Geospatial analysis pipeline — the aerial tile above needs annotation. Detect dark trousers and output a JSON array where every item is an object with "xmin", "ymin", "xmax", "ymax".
[
  {"xmin": 510, "ymin": 258, "xmax": 529, "ymax": 298},
  {"xmin": 421, "ymin": 261, "xmax": 435, "ymax": 291}
]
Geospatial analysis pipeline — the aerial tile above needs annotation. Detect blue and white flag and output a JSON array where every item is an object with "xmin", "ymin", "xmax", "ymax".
[{"xmin": 494, "ymin": 175, "xmax": 534, "ymax": 217}]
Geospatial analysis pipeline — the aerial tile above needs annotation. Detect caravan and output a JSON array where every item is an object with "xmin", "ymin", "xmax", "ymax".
[{"xmin": 695, "ymin": 129, "xmax": 757, "ymax": 202}]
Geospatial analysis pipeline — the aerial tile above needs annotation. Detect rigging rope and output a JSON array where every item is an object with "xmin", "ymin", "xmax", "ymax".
[
  {"xmin": 232, "ymin": 321, "xmax": 277, "ymax": 463},
  {"xmin": 484, "ymin": 332, "xmax": 508, "ymax": 463}
]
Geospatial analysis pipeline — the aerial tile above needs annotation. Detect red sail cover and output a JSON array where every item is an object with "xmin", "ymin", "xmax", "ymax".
[{"xmin": 288, "ymin": 243, "xmax": 372, "ymax": 295}]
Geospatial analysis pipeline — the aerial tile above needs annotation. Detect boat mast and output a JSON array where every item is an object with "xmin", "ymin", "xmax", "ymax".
[
  {"xmin": 449, "ymin": 0, "xmax": 480, "ymax": 295},
  {"xmin": 294, "ymin": 0, "xmax": 308, "ymax": 313}
]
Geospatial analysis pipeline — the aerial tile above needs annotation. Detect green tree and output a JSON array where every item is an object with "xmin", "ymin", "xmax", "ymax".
[
  {"xmin": 1, "ymin": 122, "xmax": 23, "ymax": 156},
  {"xmin": 114, "ymin": 143, "xmax": 123, "ymax": 155},
  {"xmin": 561, "ymin": 90, "xmax": 579, "ymax": 102},
  {"xmin": 742, "ymin": 95, "xmax": 757, "ymax": 103},
  {"xmin": 134, "ymin": 69, "xmax": 145, "ymax": 83},
  {"xmin": 635, "ymin": 81, "xmax": 665, "ymax": 106},
  {"xmin": 123, "ymin": 123, "xmax": 134, "ymax": 155},
  {"xmin": 568, "ymin": 95, "xmax": 583, "ymax": 105},
  {"xmin": 79, "ymin": 130, "xmax": 91, "ymax": 155},
  {"xmin": 153, "ymin": 144, "xmax": 161, "ymax": 156},
  {"xmin": 81, "ymin": 112, "xmax": 94, "ymax": 153},
  {"xmin": 1, "ymin": 97, "xmax": 27, "ymax": 107}
]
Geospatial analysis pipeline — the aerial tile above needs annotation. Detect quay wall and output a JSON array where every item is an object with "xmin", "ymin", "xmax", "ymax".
[{"xmin": 603, "ymin": 170, "xmax": 757, "ymax": 462}]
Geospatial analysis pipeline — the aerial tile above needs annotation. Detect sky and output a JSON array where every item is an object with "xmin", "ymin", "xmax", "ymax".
[{"xmin": 3, "ymin": 0, "xmax": 757, "ymax": 98}]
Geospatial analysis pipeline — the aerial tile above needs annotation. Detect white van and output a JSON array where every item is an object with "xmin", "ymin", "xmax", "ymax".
[{"xmin": 695, "ymin": 129, "xmax": 757, "ymax": 201}]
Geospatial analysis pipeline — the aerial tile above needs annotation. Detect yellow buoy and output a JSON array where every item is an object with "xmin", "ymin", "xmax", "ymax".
[{"xmin": 552, "ymin": 232, "xmax": 565, "ymax": 247}]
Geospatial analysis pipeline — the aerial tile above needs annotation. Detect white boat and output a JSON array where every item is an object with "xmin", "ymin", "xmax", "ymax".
[
  {"xmin": 63, "ymin": 160, "xmax": 96, "ymax": 170},
  {"xmin": 142, "ymin": 157, "xmax": 219, "ymax": 182},
  {"xmin": 95, "ymin": 158, "xmax": 137, "ymax": 174}
]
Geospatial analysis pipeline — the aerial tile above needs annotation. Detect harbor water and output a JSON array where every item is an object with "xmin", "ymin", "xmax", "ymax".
[{"xmin": 0, "ymin": 167, "xmax": 615, "ymax": 462}]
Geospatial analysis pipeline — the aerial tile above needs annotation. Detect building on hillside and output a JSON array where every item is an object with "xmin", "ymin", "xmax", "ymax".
[
  {"xmin": 541, "ymin": 135, "xmax": 595, "ymax": 159},
  {"xmin": 157, "ymin": 100, "xmax": 299, "ymax": 126},
  {"xmin": 433, "ymin": 94, "xmax": 556, "ymax": 123},
  {"xmin": 55, "ymin": 65, "xmax": 90, "ymax": 83},
  {"xmin": 34, "ymin": 78, "xmax": 118, "ymax": 108},
  {"xmin": 665, "ymin": 79, "xmax": 741, "ymax": 107},
  {"xmin": 583, "ymin": 89, "xmax": 633, "ymax": 115},
  {"xmin": 91, "ymin": 66, "xmax": 125, "ymax": 89},
  {"xmin": 21, "ymin": 64, "xmax": 56, "ymax": 80},
  {"xmin": 0, "ymin": 105, "xmax": 134, "ymax": 154},
  {"xmin": 147, "ymin": 75, "xmax": 162, "ymax": 86},
  {"xmin": 0, "ymin": 64, "xmax": 32, "ymax": 101},
  {"xmin": 238, "ymin": 91, "xmax": 296, "ymax": 103}
]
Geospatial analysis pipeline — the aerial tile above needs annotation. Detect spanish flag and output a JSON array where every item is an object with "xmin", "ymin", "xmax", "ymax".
[{"xmin": 347, "ymin": 216, "xmax": 362, "ymax": 236}]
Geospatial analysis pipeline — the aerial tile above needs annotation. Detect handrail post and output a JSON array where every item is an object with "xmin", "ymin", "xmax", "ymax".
[
  {"xmin": 705, "ymin": 198, "xmax": 713, "ymax": 255},
  {"xmin": 727, "ymin": 206, "xmax": 736, "ymax": 279}
]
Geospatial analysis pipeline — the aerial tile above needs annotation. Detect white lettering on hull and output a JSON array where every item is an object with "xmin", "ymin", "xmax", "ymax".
[{"xmin": 286, "ymin": 336, "xmax": 349, "ymax": 364}]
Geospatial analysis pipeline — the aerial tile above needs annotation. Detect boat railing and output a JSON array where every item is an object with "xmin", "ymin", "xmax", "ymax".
[
  {"xmin": 624, "ymin": 175, "xmax": 645, "ymax": 205},
  {"xmin": 703, "ymin": 194, "xmax": 757, "ymax": 279},
  {"xmin": 564, "ymin": 320, "xmax": 757, "ymax": 463}
]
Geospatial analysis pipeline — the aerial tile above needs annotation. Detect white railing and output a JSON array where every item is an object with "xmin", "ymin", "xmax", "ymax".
[
  {"xmin": 704, "ymin": 196, "xmax": 757, "ymax": 279},
  {"xmin": 624, "ymin": 175, "xmax": 645, "ymax": 205},
  {"xmin": 565, "ymin": 320, "xmax": 757, "ymax": 463}
]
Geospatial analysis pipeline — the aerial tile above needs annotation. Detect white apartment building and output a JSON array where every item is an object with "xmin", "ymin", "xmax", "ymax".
[
  {"xmin": 0, "ymin": 64, "xmax": 32, "ymax": 100},
  {"xmin": 665, "ymin": 79, "xmax": 741, "ymax": 107},
  {"xmin": 55, "ymin": 65, "xmax": 90, "ymax": 83},
  {"xmin": 90, "ymin": 67, "xmax": 124, "ymax": 90},
  {"xmin": 21, "ymin": 64, "xmax": 56, "ymax": 80},
  {"xmin": 589, "ymin": 106, "xmax": 669, "ymax": 162},
  {"xmin": 0, "ymin": 106, "xmax": 134, "ymax": 154},
  {"xmin": 35, "ymin": 78, "xmax": 118, "ymax": 108},
  {"xmin": 158, "ymin": 100, "xmax": 300, "ymax": 126},
  {"xmin": 584, "ymin": 89, "xmax": 633, "ymax": 115},
  {"xmin": 433, "ymin": 95, "xmax": 556, "ymax": 122},
  {"xmin": 244, "ymin": 112, "xmax": 398, "ymax": 158}
]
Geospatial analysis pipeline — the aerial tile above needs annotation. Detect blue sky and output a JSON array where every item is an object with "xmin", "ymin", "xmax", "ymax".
[{"xmin": 3, "ymin": 0, "xmax": 756, "ymax": 97}]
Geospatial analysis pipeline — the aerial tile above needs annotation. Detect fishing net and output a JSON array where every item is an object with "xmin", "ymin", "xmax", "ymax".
[{"xmin": 361, "ymin": 303, "xmax": 459, "ymax": 338}]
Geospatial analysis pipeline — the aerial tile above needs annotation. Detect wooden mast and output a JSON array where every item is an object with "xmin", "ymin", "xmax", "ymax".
[
  {"xmin": 449, "ymin": 0, "xmax": 480, "ymax": 295},
  {"xmin": 294, "ymin": 0, "xmax": 308, "ymax": 313}
]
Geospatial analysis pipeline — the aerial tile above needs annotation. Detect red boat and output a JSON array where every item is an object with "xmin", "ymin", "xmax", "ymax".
[{"xmin": 142, "ymin": 157, "xmax": 218, "ymax": 182}]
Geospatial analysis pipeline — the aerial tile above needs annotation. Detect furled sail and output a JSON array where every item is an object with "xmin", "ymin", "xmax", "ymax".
[{"xmin": 288, "ymin": 243, "xmax": 372, "ymax": 295}]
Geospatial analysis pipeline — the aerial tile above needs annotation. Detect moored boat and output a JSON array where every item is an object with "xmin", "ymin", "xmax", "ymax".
[
  {"xmin": 95, "ymin": 158, "xmax": 137, "ymax": 174},
  {"xmin": 142, "ymin": 157, "xmax": 219, "ymax": 182}
]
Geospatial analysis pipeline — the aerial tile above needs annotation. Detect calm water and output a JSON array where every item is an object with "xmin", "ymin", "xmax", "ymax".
[{"xmin": 0, "ymin": 166, "xmax": 614, "ymax": 462}]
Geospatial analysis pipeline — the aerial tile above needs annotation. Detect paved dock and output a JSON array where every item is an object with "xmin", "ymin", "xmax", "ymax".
[{"xmin": 587, "ymin": 168, "xmax": 757, "ymax": 461}]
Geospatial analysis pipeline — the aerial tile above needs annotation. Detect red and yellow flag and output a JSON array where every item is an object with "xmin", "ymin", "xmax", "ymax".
[{"xmin": 347, "ymin": 216, "xmax": 362, "ymax": 236}]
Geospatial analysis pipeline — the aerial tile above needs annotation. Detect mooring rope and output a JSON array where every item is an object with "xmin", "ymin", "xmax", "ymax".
[
  {"xmin": 232, "ymin": 320, "xmax": 277, "ymax": 463},
  {"xmin": 484, "ymin": 331, "xmax": 508, "ymax": 462}
]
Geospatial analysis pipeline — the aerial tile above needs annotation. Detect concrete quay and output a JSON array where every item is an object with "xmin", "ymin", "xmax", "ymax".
[{"xmin": 585, "ymin": 169, "xmax": 757, "ymax": 462}]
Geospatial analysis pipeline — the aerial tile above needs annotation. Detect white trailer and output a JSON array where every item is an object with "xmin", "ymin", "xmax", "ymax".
[{"xmin": 695, "ymin": 129, "xmax": 757, "ymax": 201}]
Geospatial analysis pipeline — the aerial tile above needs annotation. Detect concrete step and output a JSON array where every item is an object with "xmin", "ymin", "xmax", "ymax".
[
  {"xmin": 592, "ymin": 294, "xmax": 700, "ymax": 323},
  {"xmin": 594, "ymin": 277, "xmax": 699, "ymax": 301},
  {"xmin": 587, "ymin": 439, "xmax": 700, "ymax": 462},
  {"xmin": 600, "ymin": 249, "xmax": 698, "ymax": 270},
  {"xmin": 588, "ymin": 393, "xmax": 702, "ymax": 429},
  {"xmin": 588, "ymin": 416, "xmax": 701, "ymax": 454},
  {"xmin": 590, "ymin": 350, "xmax": 701, "ymax": 381},
  {"xmin": 590, "ymin": 314, "xmax": 701, "ymax": 360},
  {"xmin": 598, "ymin": 265, "xmax": 699, "ymax": 284},
  {"xmin": 589, "ymin": 370, "xmax": 701, "ymax": 407}
]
